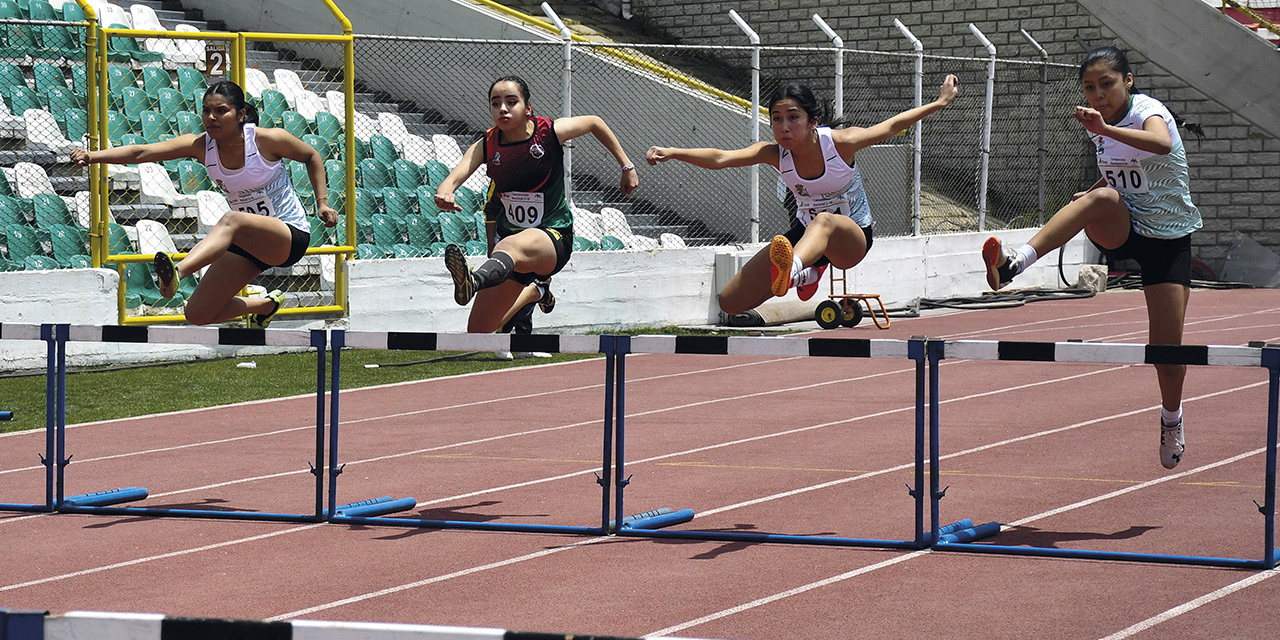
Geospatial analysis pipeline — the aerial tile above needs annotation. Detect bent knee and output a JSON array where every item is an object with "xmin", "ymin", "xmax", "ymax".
[{"xmin": 1083, "ymin": 187, "xmax": 1125, "ymax": 208}]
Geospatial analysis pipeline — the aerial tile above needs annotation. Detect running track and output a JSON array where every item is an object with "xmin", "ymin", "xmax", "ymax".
[{"xmin": 2, "ymin": 288, "xmax": 1280, "ymax": 639}]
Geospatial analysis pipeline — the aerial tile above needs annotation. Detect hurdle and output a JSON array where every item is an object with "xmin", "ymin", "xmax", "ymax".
[
  {"xmin": 927, "ymin": 338, "xmax": 1280, "ymax": 569},
  {"xmin": 610, "ymin": 334, "xmax": 972, "ymax": 548},
  {"xmin": 326, "ymin": 330, "xmax": 673, "ymax": 535},
  {"xmin": 50, "ymin": 325, "xmax": 331, "ymax": 523},
  {"xmin": 0, "ymin": 323, "xmax": 60, "ymax": 513}
]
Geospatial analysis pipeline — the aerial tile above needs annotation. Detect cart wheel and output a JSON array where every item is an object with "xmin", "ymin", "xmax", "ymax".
[
  {"xmin": 815, "ymin": 300, "xmax": 842, "ymax": 329},
  {"xmin": 840, "ymin": 300, "xmax": 863, "ymax": 327}
]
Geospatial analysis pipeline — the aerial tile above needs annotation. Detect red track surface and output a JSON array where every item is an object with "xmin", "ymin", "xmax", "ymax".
[{"xmin": 3, "ymin": 288, "xmax": 1280, "ymax": 639}]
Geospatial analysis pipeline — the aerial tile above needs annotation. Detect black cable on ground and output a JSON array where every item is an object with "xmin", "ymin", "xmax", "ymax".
[
  {"xmin": 886, "ymin": 287, "xmax": 1099, "ymax": 318},
  {"xmin": 361, "ymin": 351, "xmax": 485, "ymax": 368}
]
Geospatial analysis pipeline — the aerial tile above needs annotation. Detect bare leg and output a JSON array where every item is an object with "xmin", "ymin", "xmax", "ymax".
[
  {"xmin": 1144, "ymin": 282, "xmax": 1191, "ymax": 411},
  {"xmin": 469, "ymin": 279, "xmax": 527, "ymax": 333},
  {"xmin": 174, "ymin": 211, "xmax": 294, "ymax": 280},
  {"xmin": 182, "ymin": 253, "xmax": 278, "ymax": 325},
  {"xmin": 500, "ymin": 283, "xmax": 543, "ymax": 327},
  {"xmin": 717, "ymin": 244, "xmax": 774, "ymax": 315},
  {"xmin": 795, "ymin": 212, "xmax": 867, "ymax": 270},
  {"xmin": 1027, "ymin": 188, "xmax": 1131, "ymax": 255}
]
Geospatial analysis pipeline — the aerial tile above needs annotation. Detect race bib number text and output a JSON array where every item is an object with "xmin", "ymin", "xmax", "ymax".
[
  {"xmin": 1100, "ymin": 159, "xmax": 1149, "ymax": 195},
  {"xmin": 500, "ymin": 191, "xmax": 544, "ymax": 228}
]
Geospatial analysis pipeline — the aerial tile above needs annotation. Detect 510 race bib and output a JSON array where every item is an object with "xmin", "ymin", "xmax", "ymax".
[{"xmin": 1099, "ymin": 159, "xmax": 1149, "ymax": 195}]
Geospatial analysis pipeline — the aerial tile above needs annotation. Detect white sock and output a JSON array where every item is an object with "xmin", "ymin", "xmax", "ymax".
[
  {"xmin": 1161, "ymin": 405, "xmax": 1183, "ymax": 427},
  {"xmin": 1013, "ymin": 245, "xmax": 1039, "ymax": 274},
  {"xmin": 795, "ymin": 266, "xmax": 823, "ymax": 287},
  {"xmin": 789, "ymin": 255, "xmax": 803, "ymax": 286}
]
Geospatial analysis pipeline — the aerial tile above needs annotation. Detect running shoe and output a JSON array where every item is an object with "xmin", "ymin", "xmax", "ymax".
[
  {"xmin": 768, "ymin": 235, "xmax": 794, "ymax": 297},
  {"xmin": 796, "ymin": 264, "xmax": 828, "ymax": 302},
  {"xmin": 493, "ymin": 350, "xmax": 515, "ymax": 360},
  {"xmin": 1160, "ymin": 418, "xmax": 1185, "ymax": 470},
  {"xmin": 982, "ymin": 237, "xmax": 1019, "ymax": 291},
  {"xmin": 248, "ymin": 289, "xmax": 285, "ymax": 329},
  {"xmin": 153, "ymin": 252, "xmax": 179, "ymax": 299},
  {"xmin": 535, "ymin": 278, "xmax": 555, "ymax": 314},
  {"xmin": 444, "ymin": 243, "xmax": 476, "ymax": 306}
]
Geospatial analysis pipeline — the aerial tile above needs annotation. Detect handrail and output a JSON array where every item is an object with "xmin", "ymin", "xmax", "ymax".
[{"xmin": 1222, "ymin": 0, "xmax": 1280, "ymax": 39}]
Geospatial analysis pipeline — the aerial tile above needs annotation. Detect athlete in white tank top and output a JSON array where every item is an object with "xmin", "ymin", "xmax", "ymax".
[
  {"xmin": 70, "ymin": 80, "xmax": 337, "ymax": 327},
  {"xmin": 647, "ymin": 75, "xmax": 959, "ymax": 315},
  {"xmin": 203, "ymin": 123, "xmax": 310, "ymax": 233}
]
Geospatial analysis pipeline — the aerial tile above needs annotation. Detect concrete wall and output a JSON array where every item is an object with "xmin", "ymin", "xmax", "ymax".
[
  {"xmin": 1, "ymin": 230, "xmax": 1090, "ymax": 370},
  {"xmin": 619, "ymin": 0, "xmax": 1280, "ymax": 270}
]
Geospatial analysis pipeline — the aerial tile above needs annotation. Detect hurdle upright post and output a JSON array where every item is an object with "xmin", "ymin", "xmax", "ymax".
[
  {"xmin": 310, "ymin": 329, "xmax": 328, "ymax": 521},
  {"xmin": 53, "ymin": 324, "xmax": 68, "ymax": 508},
  {"xmin": 1262, "ymin": 346, "xmax": 1279, "ymax": 568},
  {"xmin": 611, "ymin": 335, "xmax": 631, "ymax": 532},
  {"xmin": 42, "ymin": 324, "xmax": 59, "ymax": 511},
  {"xmin": 598, "ymin": 335, "xmax": 616, "ymax": 532},
  {"xmin": 327, "ymin": 329, "xmax": 345, "ymax": 521}
]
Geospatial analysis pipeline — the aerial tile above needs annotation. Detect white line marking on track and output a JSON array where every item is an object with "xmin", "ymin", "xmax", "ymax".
[{"xmin": 1096, "ymin": 569, "xmax": 1279, "ymax": 640}]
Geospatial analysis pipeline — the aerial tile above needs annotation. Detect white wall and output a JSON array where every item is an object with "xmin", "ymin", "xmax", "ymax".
[{"xmin": 0, "ymin": 230, "xmax": 1089, "ymax": 370}]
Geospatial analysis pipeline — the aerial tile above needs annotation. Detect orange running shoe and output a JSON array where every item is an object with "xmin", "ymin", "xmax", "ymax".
[
  {"xmin": 768, "ymin": 235, "xmax": 793, "ymax": 297},
  {"xmin": 982, "ymin": 237, "xmax": 1019, "ymax": 291},
  {"xmin": 796, "ymin": 264, "xmax": 828, "ymax": 302}
]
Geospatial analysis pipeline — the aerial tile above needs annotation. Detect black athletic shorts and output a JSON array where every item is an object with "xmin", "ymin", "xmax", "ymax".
[
  {"xmin": 1091, "ymin": 230, "xmax": 1192, "ymax": 288},
  {"xmin": 228, "ymin": 224, "xmax": 310, "ymax": 271},
  {"xmin": 502, "ymin": 227, "xmax": 573, "ymax": 286},
  {"xmin": 783, "ymin": 218, "xmax": 874, "ymax": 269}
]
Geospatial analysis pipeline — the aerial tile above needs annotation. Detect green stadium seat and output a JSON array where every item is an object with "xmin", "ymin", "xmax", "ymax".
[
  {"xmin": 599, "ymin": 235, "xmax": 625, "ymax": 250},
  {"xmin": 173, "ymin": 110, "xmax": 201, "ymax": 135},
  {"xmin": 258, "ymin": 89, "xmax": 288, "ymax": 129},
  {"xmin": 391, "ymin": 243, "xmax": 425, "ymax": 258},
  {"xmin": 47, "ymin": 223, "xmax": 86, "ymax": 266},
  {"xmin": 64, "ymin": 253, "xmax": 90, "ymax": 269},
  {"xmin": 138, "ymin": 110, "xmax": 170, "ymax": 143},
  {"xmin": 307, "ymin": 215, "xmax": 330, "ymax": 248},
  {"xmin": 107, "ymin": 222, "xmax": 134, "ymax": 255},
  {"xmin": 391, "ymin": 159, "xmax": 426, "ymax": 192},
  {"xmin": 288, "ymin": 159, "xmax": 313, "ymax": 200},
  {"xmin": 403, "ymin": 213, "xmax": 437, "ymax": 249},
  {"xmin": 106, "ymin": 109, "xmax": 129, "ymax": 145},
  {"xmin": 69, "ymin": 61, "xmax": 85, "ymax": 96},
  {"xmin": 0, "ymin": 62, "xmax": 24, "ymax": 94},
  {"xmin": 572, "ymin": 236, "xmax": 599, "ymax": 252},
  {"xmin": 61, "ymin": 107, "xmax": 85, "ymax": 141},
  {"xmin": 323, "ymin": 159, "xmax": 346, "ymax": 209},
  {"xmin": 140, "ymin": 66, "xmax": 172, "ymax": 98},
  {"xmin": 382, "ymin": 187, "xmax": 416, "ymax": 219},
  {"xmin": 118, "ymin": 86, "xmax": 150, "ymax": 129},
  {"xmin": 0, "ymin": 254, "xmax": 21, "ymax": 271},
  {"xmin": 355, "ymin": 243, "xmax": 387, "ymax": 259},
  {"xmin": 369, "ymin": 133, "xmax": 398, "ymax": 165},
  {"xmin": 454, "ymin": 186, "xmax": 482, "ymax": 216},
  {"xmin": 424, "ymin": 160, "xmax": 449, "ymax": 188},
  {"xmin": 123, "ymin": 262, "xmax": 183, "ymax": 307},
  {"xmin": 370, "ymin": 213, "xmax": 405, "ymax": 246},
  {"xmin": 106, "ymin": 23, "xmax": 163, "ymax": 63},
  {"xmin": 156, "ymin": 87, "xmax": 186, "ymax": 124},
  {"xmin": 1, "ymin": 223, "xmax": 49, "ymax": 261},
  {"xmin": 32, "ymin": 193, "xmax": 74, "ymax": 228},
  {"xmin": 281, "ymin": 109, "xmax": 311, "ymax": 139},
  {"xmin": 23, "ymin": 254, "xmax": 56, "ymax": 270},
  {"xmin": 5, "ymin": 86, "xmax": 41, "ymax": 119},
  {"xmin": 176, "ymin": 160, "xmax": 212, "ymax": 195},
  {"xmin": 32, "ymin": 62, "xmax": 66, "ymax": 97},
  {"xmin": 314, "ymin": 111, "xmax": 342, "ymax": 152},
  {"xmin": 60, "ymin": 1, "xmax": 82, "ymax": 22},
  {"xmin": 176, "ymin": 67, "xmax": 206, "ymax": 105},
  {"xmin": 415, "ymin": 185, "xmax": 440, "ymax": 214},
  {"xmin": 357, "ymin": 158, "xmax": 393, "ymax": 192},
  {"xmin": 0, "ymin": 193, "xmax": 26, "ymax": 226},
  {"xmin": 438, "ymin": 211, "xmax": 472, "ymax": 245},
  {"xmin": 32, "ymin": 0, "xmax": 78, "ymax": 59},
  {"xmin": 464, "ymin": 240, "xmax": 486, "ymax": 256},
  {"xmin": 300, "ymin": 133, "xmax": 327, "ymax": 161}
]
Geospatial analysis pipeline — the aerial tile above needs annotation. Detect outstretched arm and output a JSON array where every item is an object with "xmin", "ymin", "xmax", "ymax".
[
  {"xmin": 646, "ymin": 141, "xmax": 779, "ymax": 170},
  {"xmin": 831, "ymin": 74, "xmax": 960, "ymax": 153},
  {"xmin": 555, "ymin": 115, "xmax": 638, "ymax": 195},
  {"xmin": 434, "ymin": 139, "xmax": 486, "ymax": 212},
  {"xmin": 69, "ymin": 133, "xmax": 201, "ymax": 166}
]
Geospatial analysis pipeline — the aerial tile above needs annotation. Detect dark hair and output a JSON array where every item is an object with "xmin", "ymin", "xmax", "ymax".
[
  {"xmin": 766, "ymin": 82, "xmax": 840, "ymax": 128},
  {"xmin": 489, "ymin": 75, "xmax": 531, "ymax": 103},
  {"xmin": 203, "ymin": 80, "xmax": 259, "ymax": 126},
  {"xmin": 1079, "ymin": 46, "xmax": 1204, "ymax": 142}
]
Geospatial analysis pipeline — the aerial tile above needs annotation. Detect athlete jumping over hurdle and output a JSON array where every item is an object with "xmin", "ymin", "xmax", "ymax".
[
  {"xmin": 982, "ymin": 46, "xmax": 1202, "ymax": 470},
  {"xmin": 436, "ymin": 75, "xmax": 638, "ymax": 334},
  {"xmin": 71, "ymin": 80, "xmax": 338, "ymax": 328},
  {"xmin": 645, "ymin": 75, "xmax": 959, "ymax": 315}
]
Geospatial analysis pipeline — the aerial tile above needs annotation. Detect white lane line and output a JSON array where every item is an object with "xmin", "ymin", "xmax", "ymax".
[{"xmin": 1097, "ymin": 570, "xmax": 1279, "ymax": 640}]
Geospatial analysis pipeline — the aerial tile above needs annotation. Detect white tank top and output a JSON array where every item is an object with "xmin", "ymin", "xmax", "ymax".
[
  {"xmin": 203, "ymin": 123, "xmax": 309, "ymax": 232},
  {"xmin": 778, "ymin": 127, "xmax": 872, "ymax": 229}
]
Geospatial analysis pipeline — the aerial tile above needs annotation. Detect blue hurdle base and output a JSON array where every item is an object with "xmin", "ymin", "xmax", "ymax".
[
  {"xmin": 935, "ymin": 520, "xmax": 1001, "ymax": 544},
  {"xmin": 61, "ymin": 487, "xmax": 148, "ymax": 507},
  {"xmin": 612, "ymin": 507, "xmax": 694, "ymax": 532},
  {"xmin": 934, "ymin": 540, "xmax": 1270, "ymax": 569},
  {"xmin": 920, "ymin": 519, "xmax": 974, "ymax": 545},
  {"xmin": 334, "ymin": 496, "xmax": 417, "ymax": 518}
]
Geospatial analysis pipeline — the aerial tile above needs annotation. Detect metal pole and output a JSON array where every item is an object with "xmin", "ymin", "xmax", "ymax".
[
  {"xmin": 729, "ymin": 10, "xmax": 760, "ymax": 243},
  {"xmin": 812, "ymin": 15, "xmax": 843, "ymax": 121},
  {"xmin": 894, "ymin": 19, "xmax": 923, "ymax": 236},
  {"xmin": 543, "ymin": 3, "xmax": 574, "ymax": 203},
  {"xmin": 969, "ymin": 23, "xmax": 996, "ymax": 232},
  {"xmin": 1021, "ymin": 29, "xmax": 1048, "ymax": 225}
]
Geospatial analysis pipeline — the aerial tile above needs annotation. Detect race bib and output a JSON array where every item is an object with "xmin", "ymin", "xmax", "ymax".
[
  {"xmin": 232, "ymin": 195, "xmax": 276, "ymax": 217},
  {"xmin": 1099, "ymin": 159, "xmax": 1149, "ymax": 195},
  {"xmin": 500, "ymin": 191, "xmax": 544, "ymax": 228},
  {"xmin": 797, "ymin": 197, "xmax": 849, "ymax": 226}
]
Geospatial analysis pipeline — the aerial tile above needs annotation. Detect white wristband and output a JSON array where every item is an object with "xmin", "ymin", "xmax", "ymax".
[{"xmin": 620, "ymin": 163, "xmax": 635, "ymax": 172}]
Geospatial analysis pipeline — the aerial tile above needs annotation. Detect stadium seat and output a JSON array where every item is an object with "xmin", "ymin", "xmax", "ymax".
[
  {"xmin": 12, "ymin": 161, "xmax": 56, "ymax": 198},
  {"xmin": 272, "ymin": 68, "xmax": 305, "ymax": 109},
  {"xmin": 369, "ymin": 213, "xmax": 403, "ymax": 246},
  {"xmin": 176, "ymin": 66, "xmax": 206, "ymax": 104},
  {"xmin": 401, "ymin": 134, "xmax": 434, "ymax": 166},
  {"xmin": 107, "ymin": 222, "xmax": 134, "ymax": 255},
  {"xmin": 123, "ymin": 261, "xmax": 184, "ymax": 307},
  {"xmin": 195, "ymin": 189, "xmax": 227, "ymax": 234},
  {"xmin": 118, "ymin": 85, "xmax": 150, "ymax": 129},
  {"xmin": 294, "ymin": 89, "xmax": 325, "ymax": 122},
  {"xmin": 314, "ymin": 111, "xmax": 342, "ymax": 154},
  {"xmin": 660, "ymin": 232, "xmax": 687, "ymax": 249},
  {"xmin": 0, "ymin": 254, "xmax": 20, "ymax": 271},
  {"xmin": 137, "ymin": 162, "xmax": 197, "ymax": 209},
  {"xmin": 155, "ymin": 87, "xmax": 186, "ymax": 124},
  {"xmin": 323, "ymin": 159, "xmax": 345, "ymax": 209},
  {"xmin": 43, "ymin": 85, "xmax": 78, "ymax": 123},
  {"xmin": 368, "ymin": 133, "xmax": 398, "ymax": 165},
  {"xmin": 25, "ymin": 107, "xmax": 78, "ymax": 154},
  {"xmin": 431, "ymin": 134, "xmax": 463, "ymax": 167},
  {"xmin": 453, "ymin": 186, "xmax": 483, "ymax": 216},
  {"xmin": 141, "ymin": 67, "xmax": 173, "ymax": 102},
  {"xmin": 307, "ymin": 215, "xmax": 330, "ymax": 248},
  {"xmin": 390, "ymin": 243, "xmax": 424, "ymax": 258},
  {"xmin": 47, "ymin": 223, "xmax": 86, "ymax": 266},
  {"xmin": 176, "ymin": 160, "xmax": 212, "ymax": 195},
  {"xmin": 287, "ymin": 159, "xmax": 313, "ymax": 200},
  {"xmin": 572, "ymin": 236, "xmax": 599, "ymax": 252},
  {"xmin": 351, "ymin": 110, "xmax": 378, "ymax": 143},
  {"xmin": 0, "ymin": 193, "xmax": 25, "ymax": 225},
  {"xmin": 257, "ymin": 89, "xmax": 288, "ymax": 129},
  {"xmin": 173, "ymin": 110, "xmax": 201, "ymax": 135},
  {"xmin": 128, "ymin": 2, "xmax": 172, "ymax": 57},
  {"xmin": 462, "ymin": 162, "xmax": 489, "ymax": 193},
  {"xmin": 134, "ymin": 218, "xmax": 197, "ymax": 298},
  {"xmin": 23, "ymin": 254, "xmax": 57, "ymax": 270},
  {"xmin": 438, "ymin": 210, "xmax": 472, "ymax": 245},
  {"xmin": 375, "ymin": 111, "xmax": 409, "ymax": 150},
  {"xmin": 243, "ymin": 68, "xmax": 273, "ymax": 101},
  {"xmin": 403, "ymin": 212, "xmax": 437, "ymax": 248},
  {"xmin": 138, "ymin": 110, "xmax": 170, "ymax": 143},
  {"xmin": 352, "ymin": 187, "xmax": 379, "ymax": 220},
  {"xmin": 323, "ymin": 90, "xmax": 346, "ymax": 121},
  {"xmin": 300, "ymin": 133, "xmax": 327, "ymax": 162},
  {"xmin": 32, "ymin": 192, "xmax": 74, "ymax": 228},
  {"xmin": 64, "ymin": 253, "xmax": 89, "ymax": 269},
  {"xmin": 382, "ymin": 187, "xmax": 416, "ymax": 219},
  {"xmin": 1, "ymin": 223, "xmax": 49, "ymax": 261},
  {"xmin": 97, "ymin": 2, "xmax": 131, "ymax": 28},
  {"xmin": 32, "ymin": 62, "xmax": 66, "ymax": 97},
  {"xmin": 170, "ymin": 24, "xmax": 204, "ymax": 68},
  {"xmin": 355, "ymin": 243, "xmax": 387, "ymax": 260},
  {"xmin": 107, "ymin": 23, "xmax": 163, "ymax": 63},
  {"xmin": 5, "ymin": 86, "xmax": 41, "ymax": 121},
  {"xmin": 357, "ymin": 158, "xmax": 393, "ymax": 192},
  {"xmin": 424, "ymin": 160, "xmax": 449, "ymax": 188},
  {"xmin": 391, "ymin": 158, "xmax": 425, "ymax": 191},
  {"xmin": 599, "ymin": 235, "xmax": 624, "ymax": 250},
  {"xmin": 572, "ymin": 206, "xmax": 604, "ymax": 242},
  {"xmin": 281, "ymin": 109, "xmax": 311, "ymax": 139}
]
